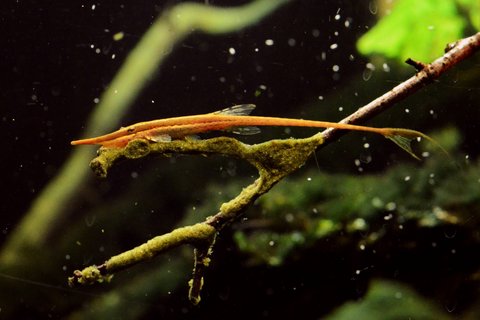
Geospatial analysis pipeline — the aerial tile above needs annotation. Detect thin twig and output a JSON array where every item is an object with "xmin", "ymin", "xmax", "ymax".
[{"xmin": 321, "ymin": 32, "xmax": 480, "ymax": 145}]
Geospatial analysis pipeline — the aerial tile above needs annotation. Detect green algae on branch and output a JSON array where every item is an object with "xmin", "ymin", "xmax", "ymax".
[
  {"xmin": 90, "ymin": 134, "xmax": 324, "ymax": 179},
  {"xmin": 73, "ymin": 134, "xmax": 323, "ymax": 303},
  {"xmin": 69, "ymin": 223, "xmax": 216, "ymax": 286}
]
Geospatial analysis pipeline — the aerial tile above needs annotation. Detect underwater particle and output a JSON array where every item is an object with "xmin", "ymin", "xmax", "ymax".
[
  {"xmin": 405, "ymin": 108, "xmax": 410, "ymax": 113},
  {"xmin": 354, "ymin": 159, "xmax": 361, "ymax": 166},
  {"xmin": 268, "ymin": 240, "xmax": 275, "ymax": 246},
  {"xmin": 318, "ymin": 95, "xmax": 324, "ymax": 100},
  {"xmin": 338, "ymin": 106, "xmax": 343, "ymax": 111},
  {"xmin": 332, "ymin": 65, "xmax": 340, "ymax": 72},
  {"xmin": 330, "ymin": 43, "xmax": 338, "ymax": 50},
  {"xmin": 428, "ymin": 25, "xmax": 435, "ymax": 31},
  {"xmin": 111, "ymin": 54, "xmax": 116, "ymax": 59},
  {"xmin": 368, "ymin": 1, "xmax": 378, "ymax": 14},
  {"xmin": 385, "ymin": 202, "xmax": 397, "ymax": 211},
  {"xmin": 404, "ymin": 176, "xmax": 411, "ymax": 181},
  {"xmin": 113, "ymin": 32, "xmax": 124, "ymax": 41},
  {"xmin": 359, "ymin": 244, "xmax": 366, "ymax": 250},
  {"xmin": 422, "ymin": 151, "xmax": 430, "ymax": 158},
  {"xmin": 285, "ymin": 213, "xmax": 294, "ymax": 223},
  {"xmin": 95, "ymin": 48, "xmax": 101, "ymax": 54},
  {"xmin": 228, "ymin": 47, "xmax": 236, "ymax": 55},
  {"xmin": 351, "ymin": 218, "xmax": 367, "ymax": 230},
  {"xmin": 312, "ymin": 29, "xmax": 320, "ymax": 37},
  {"xmin": 65, "ymin": 254, "xmax": 71, "ymax": 260},
  {"xmin": 372, "ymin": 197, "xmax": 384, "ymax": 208},
  {"xmin": 287, "ymin": 38, "xmax": 296, "ymax": 46},
  {"xmin": 363, "ymin": 143, "xmax": 370, "ymax": 149},
  {"xmin": 219, "ymin": 76, "xmax": 226, "ymax": 83},
  {"xmin": 306, "ymin": 177, "xmax": 312, "ymax": 181},
  {"xmin": 383, "ymin": 213, "xmax": 393, "ymax": 221},
  {"xmin": 131, "ymin": 171, "xmax": 139, "ymax": 179},
  {"xmin": 334, "ymin": 14, "xmax": 341, "ymax": 20},
  {"xmin": 265, "ymin": 39, "xmax": 274, "ymax": 46},
  {"xmin": 382, "ymin": 63, "xmax": 390, "ymax": 72},
  {"xmin": 344, "ymin": 18, "xmax": 351, "ymax": 28},
  {"xmin": 91, "ymin": 4, "xmax": 96, "ymax": 10},
  {"xmin": 395, "ymin": 291, "xmax": 403, "ymax": 299}
]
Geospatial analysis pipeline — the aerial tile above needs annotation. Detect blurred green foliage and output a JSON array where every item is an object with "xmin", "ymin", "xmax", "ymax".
[
  {"xmin": 357, "ymin": 0, "xmax": 480, "ymax": 62},
  {"xmin": 325, "ymin": 280, "xmax": 451, "ymax": 320}
]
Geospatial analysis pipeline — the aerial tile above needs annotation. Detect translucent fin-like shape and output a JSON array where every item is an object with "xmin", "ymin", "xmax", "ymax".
[
  {"xmin": 384, "ymin": 128, "xmax": 450, "ymax": 161},
  {"xmin": 212, "ymin": 104, "xmax": 256, "ymax": 116},
  {"xmin": 385, "ymin": 134, "xmax": 421, "ymax": 160},
  {"xmin": 148, "ymin": 134, "xmax": 172, "ymax": 143},
  {"xmin": 230, "ymin": 126, "xmax": 261, "ymax": 135}
]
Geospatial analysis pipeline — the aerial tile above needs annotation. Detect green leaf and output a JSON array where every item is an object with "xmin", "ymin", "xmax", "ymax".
[{"xmin": 357, "ymin": 0, "xmax": 466, "ymax": 62}]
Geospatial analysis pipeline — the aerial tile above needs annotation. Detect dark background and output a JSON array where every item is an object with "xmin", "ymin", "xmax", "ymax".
[{"xmin": 1, "ymin": 0, "xmax": 479, "ymax": 318}]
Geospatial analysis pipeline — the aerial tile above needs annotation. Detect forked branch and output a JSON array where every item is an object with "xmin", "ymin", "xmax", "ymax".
[{"xmin": 69, "ymin": 32, "xmax": 480, "ymax": 304}]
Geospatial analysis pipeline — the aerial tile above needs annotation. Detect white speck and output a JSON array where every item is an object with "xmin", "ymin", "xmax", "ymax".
[
  {"xmin": 366, "ymin": 62, "xmax": 375, "ymax": 70},
  {"xmin": 382, "ymin": 63, "xmax": 390, "ymax": 72},
  {"xmin": 99, "ymin": 246, "xmax": 105, "ymax": 252},
  {"xmin": 287, "ymin": 38, "xmax": 296, "ymax": 46},
  {"xmin": 254, "ymin": 47, "xmax": 259, "ymax": 52},
  {"xmin": 355, "ymin": 269, "xmax": 361, "ymax": 275},
  {"xmin": 332, "ymin": 65, "xmax": 340, "ymax": 72},
  {"xmin": 429, "ymin": 109, "xmax": 435, "ymax": 115},
  {"xmin": 334, "ymin": 14, "xmax": 341, "ymax": 20},
  {"xmin": 354, "ymin": 159, "xmax": 361, "ymax": 166},
  {"xmin": 318, "ymin": 95, "xmax": 324, "ymax": 100},
  {"xmin": 334, "ymin": 31, "xmax": 339, "ymax": 36},
  {"xmin": 95, "ymin": 48, "xmax": 101, "ymax": 54},
  {"xmin": 65, "ymin": 254, "xmax": 71, "ymax": 260},
  {"xmin": 259, "ymin": 84, "xmax": 267, "ymax": 90},
  {"xmin": 265, "ymin": 39, "xmax": 274, "ymax": 46},
  {"xmin": 219, "ymin": 76, "xmax": 226, "ymax": 83},
  {"xmin": 330, "ymin": 43, "xmax": 338, "ymax": 50},
  {"xmin": 338, "ymin": 107, "xmax": 343, "ymax": 111},
  {"xmin": 228, "ymin": 47, "xmax": 236, "ymax": 55},
  {"xmin": 321, "ymin": 51, "xmax": 327, "ymax": 60},
  {"xmin": 363, "ymin": 143, "xmax": 370, "ymax": 149},
  {"xmin": 349, "ymin": 54, "xmax": 355, "ymax": 61},
  {"xmin": 405, "ymin": 108, "xmax": 410, "ymax": 113},
  {"xmin": 307, "ymin": 177, "xmax": 312, "ymax": 181},
  {"xmin": 151, "ymin": 99, "xmax": 155, "ymax": 103},
  {"xmin": 359, "ymin": 244, "xmax": 365, "ymax": 250},
  {"xmin": 312, "ymin": 29, "xmax": 320, "ymax": 37},
  {"xmin": 269, "ymin": 240, "xmax": 275, "ymax": 246},
  {"xmin": 404, "ymin": 175, "xmax": 411, "ymax": 181},
  {"xmin": 428, "ymin": 25, "xmax": 435, "ymax": 30},
  {"xmin": 91, "ymin": 4, "xmax": 96, "ymax": 10},
  {"xmin": 90, "ymin": 44, "xmax": 94, "ymax": 49},
  {"xmin": 93, "ymin": 97, "xmax": 100, "ymax": 103},
  {"xmin": 111, "ymin": 54, "xmax": 116, "ymax": 59},
  {"xmin": 384, "ymin": 213, "xmax": 393, "ymax": 220},
  {"xmin": 344, "ymin": 19, "xmax": 351, "ymax": 28},
  {"xmin": 131, "ymin": 171, "xmax": 139, "ymax": 179},
  {"xmin": 422, "ymin": 151, "xmax": 430, "ymax": 158},
  {"xmin": 395, "ymin": 292, "xmax": 403, "ymax": 299}
]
